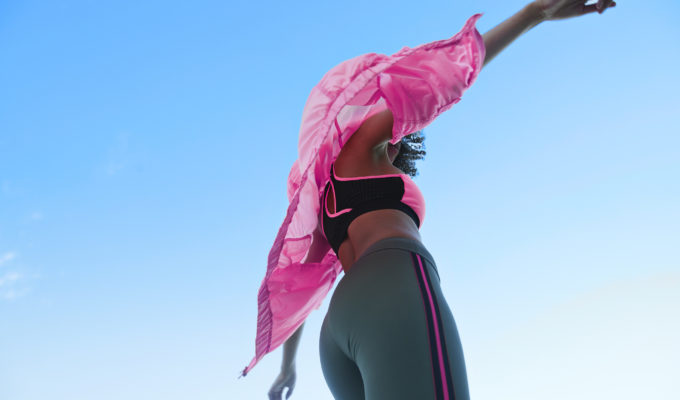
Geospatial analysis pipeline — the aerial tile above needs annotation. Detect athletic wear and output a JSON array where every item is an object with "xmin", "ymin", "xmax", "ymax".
[
  {"xmin": 320, "ymin": 237, "xmax": 469, "ymax": 400},
  {"xmin": 322, "ymin": 163, "xmax": 426, "ymax": 254},
  {"xmin": 243, "ymin": 13, "xmax": 485, "ymax": 376}
]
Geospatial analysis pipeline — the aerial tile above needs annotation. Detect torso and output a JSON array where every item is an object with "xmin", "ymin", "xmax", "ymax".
[{"xmin": 328, "ymin": 149, "xmax": 423, "ymax": 273}]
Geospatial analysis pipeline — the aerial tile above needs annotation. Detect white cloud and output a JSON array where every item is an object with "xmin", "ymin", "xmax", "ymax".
[
  {"xmin": 0, "ymin": 252, "xmax": 16, "ymax": 266},
  {"xmin": 3, "ymin": 287, "xmax": 28, "ymax": 300},
  {"xmin": 0, "ymin": 271, "xmax": 21, "ymax": 287},
  {"xmin": 0, "ymin": 271, "xmax": 25, "ymax": 301},
  {"xmin": 0, "ymin": 252, "xmax": 35, "ymax": 301}
]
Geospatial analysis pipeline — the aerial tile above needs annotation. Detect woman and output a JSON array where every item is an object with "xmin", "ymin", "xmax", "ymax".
[{"xmin": 252, "ymin": 1, "xmax": 617, "ymax": 399}]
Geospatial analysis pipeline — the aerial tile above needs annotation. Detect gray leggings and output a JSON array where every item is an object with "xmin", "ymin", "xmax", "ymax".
[{"xmin": 319, "ymin": 237, "xmax": 469, "ymax": 400}]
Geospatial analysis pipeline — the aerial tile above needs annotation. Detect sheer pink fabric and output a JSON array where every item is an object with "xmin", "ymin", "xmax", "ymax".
[{"xmin": 242, "ymin": 13, "xmax": 485, "ymax": 377}]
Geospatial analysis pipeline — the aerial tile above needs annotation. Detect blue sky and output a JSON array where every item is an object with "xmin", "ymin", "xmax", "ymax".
[{"xmin": 1, "ymin": 0, "xmax": 678, "ymax": 399}]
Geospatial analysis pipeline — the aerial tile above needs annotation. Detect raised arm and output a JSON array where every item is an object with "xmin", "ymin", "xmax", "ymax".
[
  {"xmin": 481, "ymin": 3, "xmax": 544, "ymax": 69},
  {"xmin": 482, "ymin": 0, "xmax": 616, "ymax": 69},
  {"xmin": 331, "ymin": 1, "xmax": 619, "ymax": 157}
]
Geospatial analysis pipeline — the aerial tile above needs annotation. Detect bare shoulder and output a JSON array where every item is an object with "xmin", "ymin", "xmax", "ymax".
[
  {"xmin": 340, "ymin": 108, "xmax": 394, "ymax": 158},
  {"xmin": 335, "ymin": 108, "xmax": 394, "ymax": 173}
]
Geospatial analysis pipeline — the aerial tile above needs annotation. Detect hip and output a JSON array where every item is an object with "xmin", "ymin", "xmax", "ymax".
[{"xmin": 330, "ymin": 237, "xmax": 441, "ymax": 313}]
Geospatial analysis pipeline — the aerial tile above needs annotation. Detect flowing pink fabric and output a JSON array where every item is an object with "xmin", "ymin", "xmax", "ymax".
[{"xmin": 242, "ymin": 13, "xmax": 485, "ymax": 377}]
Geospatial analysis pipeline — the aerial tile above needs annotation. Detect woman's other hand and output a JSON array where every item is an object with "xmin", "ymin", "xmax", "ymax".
[
  {"xmin": 533, "ymin": 0, "xmax": 616, "ymax": 21},
  {"xmin": 268, "ymin": 367, "xmax": 297, "ymax": 400}
]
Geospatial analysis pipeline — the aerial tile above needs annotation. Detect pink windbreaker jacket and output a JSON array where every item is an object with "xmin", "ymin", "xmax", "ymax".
[{"xmin": 242, "ymin": 13, "xmax": 485, "ymax": 377}]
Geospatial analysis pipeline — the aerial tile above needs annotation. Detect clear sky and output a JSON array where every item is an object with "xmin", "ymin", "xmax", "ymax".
[{"xmin": 1, "ymin": 0, "xmax": 678, "ymax": 399}]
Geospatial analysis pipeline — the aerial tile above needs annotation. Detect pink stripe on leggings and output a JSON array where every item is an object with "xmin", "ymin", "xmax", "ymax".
[{"xmin": 416, "ymin": 254, "xmax": 449, "ymax": 400}]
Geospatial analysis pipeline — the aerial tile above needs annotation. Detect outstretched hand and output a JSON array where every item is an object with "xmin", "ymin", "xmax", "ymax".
[{"xmin": 534, "ymin": 0, "xmax": 616, "ymax": 21}]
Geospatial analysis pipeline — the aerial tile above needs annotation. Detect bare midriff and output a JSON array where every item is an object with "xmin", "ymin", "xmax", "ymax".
[{"xmin": 337, "ymin": 209, "xmax": 422, "ymax": 273}]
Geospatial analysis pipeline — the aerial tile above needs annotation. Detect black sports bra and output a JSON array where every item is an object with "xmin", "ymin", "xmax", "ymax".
[{"xmin": 321, "ymin": 163, "xmax": 426, "ymax": 254}]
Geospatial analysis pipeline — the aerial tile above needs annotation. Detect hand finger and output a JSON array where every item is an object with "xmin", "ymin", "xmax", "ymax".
[
  {"xmin": 285, "ymin": 387, "xmax": 294, "ymax": 399},
  {"xmin": 584, "ymin": 1, "xmax": 615, "ymax": 15},
  {"xmin": 596, "ymin": 0, "xmax": 616, "ymax": 14},
  {"xmin": 601, "ymin": 1, "xmax": 616, "ymax": 14},
  {"xmin": 582, "ymin": 4, "xmax": 600, "ymax": 15},
  {"xmin": 268, "ymin": 389, "xmax": 282, "ymax": 400}
]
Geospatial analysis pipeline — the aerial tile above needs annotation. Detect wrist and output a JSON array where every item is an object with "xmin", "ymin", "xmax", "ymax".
[{"xmin": 526, "ymin": 2, "xmax": 547, "ymax": 26}]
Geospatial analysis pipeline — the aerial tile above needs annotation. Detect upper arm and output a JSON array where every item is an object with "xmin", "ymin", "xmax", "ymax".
[{"xmin": 342, "ymin": 108, "xmax": 394, "ymax": 156}]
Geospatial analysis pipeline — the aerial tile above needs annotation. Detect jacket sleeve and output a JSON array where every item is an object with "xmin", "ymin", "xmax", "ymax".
[{"xmin": 379, "ymin": 13, "xmax": 486, "ymax": 143}]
